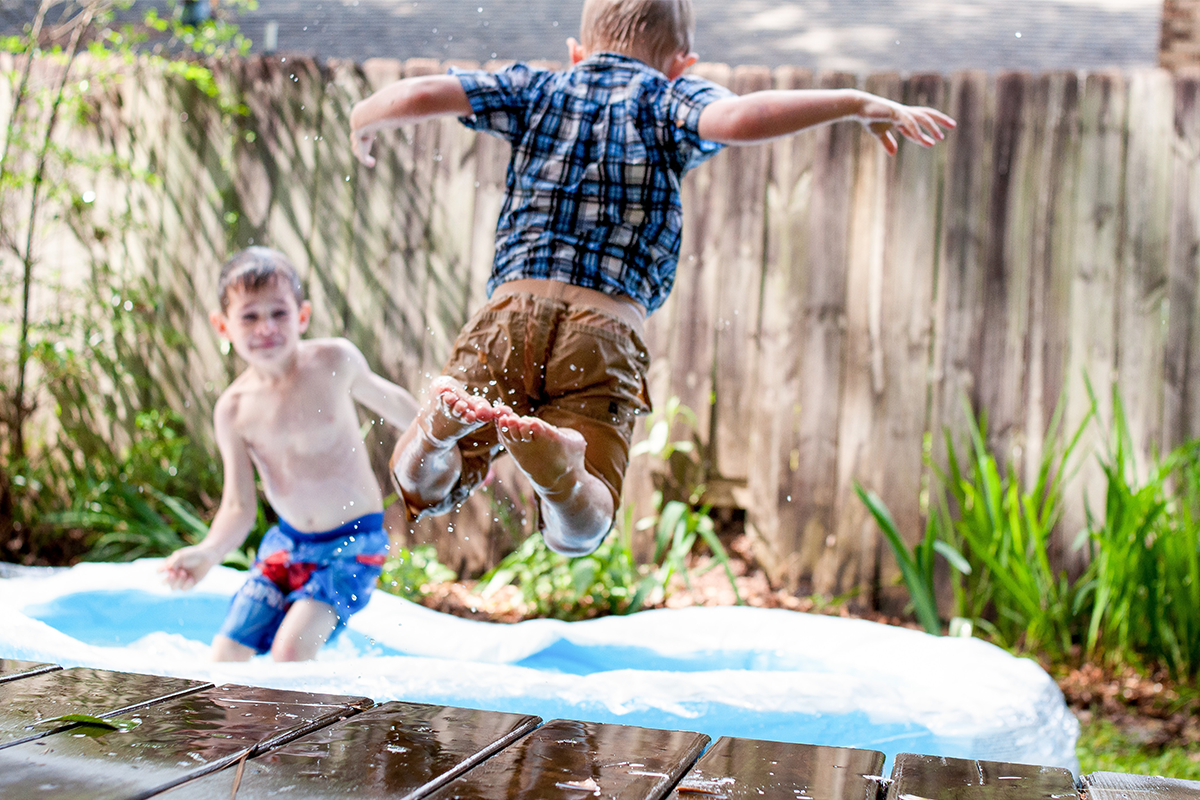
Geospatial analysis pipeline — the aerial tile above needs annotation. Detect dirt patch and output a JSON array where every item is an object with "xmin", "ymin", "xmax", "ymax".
[{"xmin": 1058, "ymin": 662, "xmax": 1200, "ymax": 750}]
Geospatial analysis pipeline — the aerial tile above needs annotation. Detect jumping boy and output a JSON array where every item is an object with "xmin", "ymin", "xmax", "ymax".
[
  {"xmin": 349, "ymin": 0, "xmax": 955, "ymax": 559},
  {"xmin": 159, "ymin": 247, "xmax": 419, "ymax": 662}
]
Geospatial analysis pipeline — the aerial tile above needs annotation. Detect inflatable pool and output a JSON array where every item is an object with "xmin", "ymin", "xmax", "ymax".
[{"xmin": 0, "ymin": 560, "xmax": 1079, "ymax": 772}]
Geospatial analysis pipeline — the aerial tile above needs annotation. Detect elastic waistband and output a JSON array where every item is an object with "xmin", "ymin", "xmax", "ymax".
[
  {"xmin": 277, "ymin": 512, "xmax": 385, "ymax": 542},
  {"xmin": 492, "ymin": 278, "xmax": 645, "ymax": 338}
]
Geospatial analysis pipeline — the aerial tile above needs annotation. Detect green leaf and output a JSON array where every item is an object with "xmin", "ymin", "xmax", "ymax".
[
  {"xmin": 855, "ymin": 482, "xmax": 940, "ymax": 635},
  {"xmin": 39, "ymin": 714, "xmax": 140, "ymax": 732},
  {"xmin": 933, "ymin": 540, "xmax": 972, "ymax": 575}
]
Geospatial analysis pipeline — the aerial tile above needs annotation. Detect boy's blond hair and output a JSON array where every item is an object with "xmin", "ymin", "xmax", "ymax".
[{"xmin": 580, "ymin": 0, "xmax": 694, "ymax": 71}]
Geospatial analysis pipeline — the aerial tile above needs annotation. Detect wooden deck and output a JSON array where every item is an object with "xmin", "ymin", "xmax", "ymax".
[{"xmin": 2, "ymin": 658, "xmax": 1198, "ymax": 800}]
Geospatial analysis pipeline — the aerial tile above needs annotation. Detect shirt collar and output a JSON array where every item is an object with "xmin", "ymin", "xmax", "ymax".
[{"xmin": 575, "ymin": 51, "xmax": 666, "ymax": 78}]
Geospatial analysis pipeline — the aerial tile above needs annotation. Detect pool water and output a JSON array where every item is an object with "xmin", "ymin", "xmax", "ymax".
[
  {"xmin": 24, "ymin": 590, "xmax": 829, "ymax": 674},
  {"xmin": 23, "ymin": 589, "xmax": 399, "ymax": 656},
  {"xmin": 1, "ymin": 561, "xmax": 1081, "ymax": 773}
]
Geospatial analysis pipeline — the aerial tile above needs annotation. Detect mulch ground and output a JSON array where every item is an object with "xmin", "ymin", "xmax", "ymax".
[{"xmin": 413, "ymin": 535, "xmax": 1200, "ymax": 754}]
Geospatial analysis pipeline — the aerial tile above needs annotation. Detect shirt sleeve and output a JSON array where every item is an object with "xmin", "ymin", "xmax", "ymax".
[
  {"xmin": 449, "ymin": 63, "xmax": 543, "ymax": 141},
  {"xmin": 663, "ymin": 75, "xmax": 736, "ymax": 172}
]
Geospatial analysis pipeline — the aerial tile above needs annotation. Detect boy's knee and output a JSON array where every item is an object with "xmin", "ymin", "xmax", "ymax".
[
  {"xmin": 269, "ymin": 640, "xmax": 307, "ymax": 662},
  {"xmin": 210, "ymin": 634, "xmax": 255, "ymax": 662}
]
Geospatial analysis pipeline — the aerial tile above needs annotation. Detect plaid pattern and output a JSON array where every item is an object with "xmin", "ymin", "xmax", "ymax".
[{"xmin": 452, "ymin": 53, "xmax": 732, "ymax": 314}]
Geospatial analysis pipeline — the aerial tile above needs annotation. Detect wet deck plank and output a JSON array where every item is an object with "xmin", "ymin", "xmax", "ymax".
[
  {"xmin": 160, "ymin": 700, "xmax": 541, "ymax": 799},
  {"xmin": 668, "ymin": 737, "xmax": 885, "ymax": 800},
  {"xmin": 1083, "ymin": 771, "xmax": 1200, "ymax": 800},
  {"xmin": 0, "ymin": 658, "xmax": 60, "ymax": 683},
  {"xmin": 0, "ymin": 682, "xmax": 369, "ymax": 800},
  {"xmin": 0, "ymin": 666, "xmax": 210, "ymax": 749},
  {"xmin": 886, "ymin": 753, "xmax": 1077, "ymax": 800},
  {"xmin": 423, "ymin": 718, "xmax": 709, "ymax": 800}
]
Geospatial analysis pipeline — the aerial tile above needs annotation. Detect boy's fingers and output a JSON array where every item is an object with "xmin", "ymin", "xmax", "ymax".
[
  {"xmin": 868, "ymin": 121, "xmax": 899, "ymax": 155},
  {"xmin": 352, "ymin": 132, "xmax": 377, "ymax": 167}
]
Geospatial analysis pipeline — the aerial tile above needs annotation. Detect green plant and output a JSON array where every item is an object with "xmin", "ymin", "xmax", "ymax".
[
  {"xmin": 1079, "ymin": 383, "xmax": 1200, "ymax": 679},
  {"xmin": 377, "ymin": 544, "xmax": 457, "ymax": 602},
  {"xmin": 0, "ymin": 1, "xmax": 252, "ymax": 563},
  {"xmin": 636, "ymin": 497, "xmax": 742, "ymax": 609},
  {"xmin": 855, "ymin": 482, "xmax": 969, "ymax": 635},
  {"xmin": 630, "ymin": 395, "xmax": 707, "ymax": 506},
  {"xmin": 932, "ymin": 396, "xmax": 1091, "ymax": 660},
  {"xmin": 29, "ymin": 408, "xmax": 254, "ymax": 563},
  {"xmin": 478, "ymin": 398, "xmax": 742, "ymax": 619},
  {"xmin": 478, "ymin": 523, "xmax": 643, "ymax": 621},
  {"xmin": 629, "ymin": 396, "xmax": 741, "ymax": 605}
]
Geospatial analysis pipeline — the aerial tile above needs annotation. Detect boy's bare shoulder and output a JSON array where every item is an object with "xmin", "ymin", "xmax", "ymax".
[
  {"xmin": 212, "ymin": 379, "xmax": 248, "ymax": 429},
  {"xmin": 299, "ymin": 337, "xmax": 368, "ymax": 368}
]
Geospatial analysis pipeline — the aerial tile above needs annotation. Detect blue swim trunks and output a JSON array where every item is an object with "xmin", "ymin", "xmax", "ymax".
[{"xmin": 216, "ymin": 512, "xmax": 388, "ymax": 655}]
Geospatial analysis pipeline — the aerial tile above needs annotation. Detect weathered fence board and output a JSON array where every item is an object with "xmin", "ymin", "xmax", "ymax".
[
  {"xmin": 1165, "ymin": 73, "xmax": 1200, "ymax": 448},
  {"xmin": 928, "ymin": 68, "xmax": 992, "ymax": 535},
  {"xmin": 1061, "ymin": 70, "xmax": 1127, "ymax": 570},
  {"xmin": 711, "ymin": 65, "xmax": 771, "ymax": 485},
  {"xmin": 1120, "ymin": 70, "xmax": 1175, "ymax": 461},
  {"xmin": 8, "ymin": 56, "xmax": 1200, "ymax": 601}
]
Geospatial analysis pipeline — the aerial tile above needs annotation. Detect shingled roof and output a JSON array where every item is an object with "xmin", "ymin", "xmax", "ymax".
[{"xmin": 0, "ymin": 0, "xmax": 1165, "ymax": 73}]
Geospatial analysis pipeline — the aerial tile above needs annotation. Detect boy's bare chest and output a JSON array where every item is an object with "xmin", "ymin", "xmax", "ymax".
[{"xmin": 236, "ymin": 384, "xmax": 354, "ymax": 458}]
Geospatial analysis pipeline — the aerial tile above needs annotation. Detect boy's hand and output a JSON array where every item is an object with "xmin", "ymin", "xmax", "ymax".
[
  {"xmin": 351, "ymin": 127, "xmax": 377, "ymax": 168},
  {"xmin": 858, "ymin": 96, "xmax": 956, "ymax": 156},
  {"xmin": 159, "ymin": 546, "xmax": 222, "ymax": 591}
]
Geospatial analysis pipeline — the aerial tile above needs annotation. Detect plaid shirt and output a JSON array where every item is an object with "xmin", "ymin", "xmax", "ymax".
[{"xmin": 452, "ymin": 53, "xmax": 732, "ymax": 314}]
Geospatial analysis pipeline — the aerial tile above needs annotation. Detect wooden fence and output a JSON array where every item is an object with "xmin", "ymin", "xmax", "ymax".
[{"xmin": 5, "ymin": 54, "xmax": 1199, "ymax": 608}]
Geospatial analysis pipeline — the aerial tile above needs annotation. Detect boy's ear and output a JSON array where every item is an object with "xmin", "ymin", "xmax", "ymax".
[
  {"xmin": 209, "ymin": 309, "xmax": 229, "ymax": 339},
  {"xmin": 297, "ymin": 299, "xmax": 312, "ymax": 332},
  {"xmin": 567, "ymin": 37, "xmax": 587, "ymax": 65},
  {"xmin": 666, "ymin": 51, "xmax": 699, "ymax": 80}
]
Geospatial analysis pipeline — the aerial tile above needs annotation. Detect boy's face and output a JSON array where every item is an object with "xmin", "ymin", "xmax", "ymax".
[{"xmin": 210, "ymin": 277, "xmax": 311, "ymax": 368}]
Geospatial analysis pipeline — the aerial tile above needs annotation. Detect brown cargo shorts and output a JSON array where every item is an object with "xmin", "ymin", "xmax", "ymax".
[{"xmin": 406, "ymin": 282, "xmax": 652, "ymax": 521}]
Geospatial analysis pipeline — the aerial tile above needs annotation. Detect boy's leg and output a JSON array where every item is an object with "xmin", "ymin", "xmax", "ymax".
[
  {"xmin": 269, "ymin": 598, "xmax": 339, "ymax": 662},
  {"xmin": 391, "ymin": 376, "xmax": 506, "ymax": 513},
  {"xmin": 211, "ymin": 634, "xmax": 256, "ymax": 662},
  {"xmin": 495, "ymin": 412, "xmax": 613, "ymax": 556},
  {"xmin": 496, "ymin": 303, "xmax": 651, "ymax": 557}
]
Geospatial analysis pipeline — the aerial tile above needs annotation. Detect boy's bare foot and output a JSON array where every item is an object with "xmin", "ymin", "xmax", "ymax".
[
  {"xmin": 392, "ymin": 377, "xmax": 507, "ymax": 513},
  {"xmin": 495, "ymin": 410, "xmax": 612, "ymax": 557},
  {"xmin": 496, "ymin": 412, "xmax": 587, "ymax": 493},
  {"xmin": 420, "ymin": 376, "xmax": 505, "ymax": 448}
]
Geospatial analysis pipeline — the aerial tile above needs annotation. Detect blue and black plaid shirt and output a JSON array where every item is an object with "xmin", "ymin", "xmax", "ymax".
[{"xmin": 452, "ymin": 53, "xmax": 733, "ymax": 314}]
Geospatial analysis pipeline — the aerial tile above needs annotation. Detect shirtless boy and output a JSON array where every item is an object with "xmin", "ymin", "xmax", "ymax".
[
  {"xmin": 159, "ymin": 247, "xmax": 419, "ymax": 662},
  {"xmin": 350, "ymin": 0, "xmax": 954, "ymax": 559}
]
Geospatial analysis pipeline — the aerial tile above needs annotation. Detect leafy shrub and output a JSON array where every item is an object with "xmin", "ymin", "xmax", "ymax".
[
  {"xmin": 860, "ymin": 382, "xmax": 1200, "ymax": 682},
  {"xmin": 477, "ymin": 398, "xmax": 741, "ymax": 620},
  {"xmin": 935, "ymin": 398, "xmax": 1091, "ymax": 659},
  {"xmin": 855, "ymin": 481, "xmax": 968, "ymax": 635},
  {"xmin": 0, "ymin": 1, "xmax": 254, "ymax": 564},
  {"xmin": 1078, "ymin": 387, "xmax": 1200, "ymax": 679},
  {"xmin": 377, "ymin": 543, "xmax": 457, "ymax": 602},
  {"xmin": 477, "ymin": 525, "xmax": 642, "ymax": 621}
]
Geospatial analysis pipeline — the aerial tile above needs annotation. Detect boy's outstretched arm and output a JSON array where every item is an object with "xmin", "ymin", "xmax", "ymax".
[
  {"xmin": 341, "ymin": 339, "xmax": 420, "ymax": 433},
  {"xmin": 159, "ymin": 396, "xmax": 258, "ymax": 590},
  {"xmin": 697, "ymin": 89, "xmax": 955, "ymax": 155},
  {"xmin": 350, "ymin": 75, "xmax": 472, "ymax": 167}
]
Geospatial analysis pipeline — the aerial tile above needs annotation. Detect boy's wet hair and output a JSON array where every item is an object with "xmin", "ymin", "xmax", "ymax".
[
  {"xmin": 217, "ymin": 247, "xmax": 305, "ymax": 311},
  {"xmin": 581, "ymin": 0, "xmax": 694, "ymax": 71}
]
